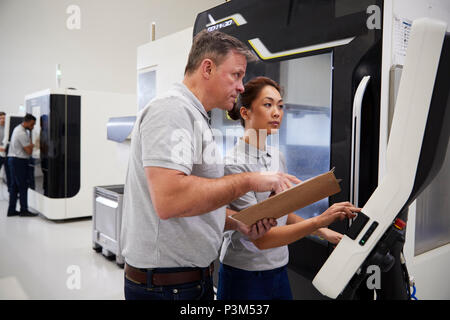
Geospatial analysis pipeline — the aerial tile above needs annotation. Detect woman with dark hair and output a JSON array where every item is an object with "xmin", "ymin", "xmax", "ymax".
[{"xmin": 218, "ymin": 76, "xmax": 359, "ymax": 300}]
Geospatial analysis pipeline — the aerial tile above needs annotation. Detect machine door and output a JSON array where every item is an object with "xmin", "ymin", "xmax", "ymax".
[
  {"xmin": 26, "ymin": 93, "xmax": 80, "ymax": 198},
  {"xmin": 195, "ymin": 0, "xmax": 383, "ymax": 298}
]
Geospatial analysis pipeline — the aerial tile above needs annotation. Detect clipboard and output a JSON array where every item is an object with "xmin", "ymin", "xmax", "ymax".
[{"xmin": 230, "ymin": 169, "xmax": 342, "ymax": 226}]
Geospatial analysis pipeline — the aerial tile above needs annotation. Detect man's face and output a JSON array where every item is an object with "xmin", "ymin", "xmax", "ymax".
[
  {"xmin": 0, "ymin": 115, "xmax": 5, "ymax": 126},
  {"xmin": 209, "ymin": 51, "xmax": 246, "ymax": 111},
  {"xmin": 24, "ymin": 120, "xmax": 35, "ymax": 131}
]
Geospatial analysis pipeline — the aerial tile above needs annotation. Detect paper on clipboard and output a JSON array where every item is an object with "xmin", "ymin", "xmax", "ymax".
[{"xmin": 230, "ymin": 169, "xmax": 342, "ymax": 226}]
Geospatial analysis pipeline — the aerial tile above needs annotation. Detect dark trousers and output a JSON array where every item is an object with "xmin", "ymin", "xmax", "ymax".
[
  {"xmin": 8, "ymin": 157, "xmax": 30, "ymax": 213},
  {"xmin": 124, "ymin": 266, "xmax": 214, "ymax": 300},
  {"xmin": 217, "ymin": 263, "xmax": 293, "ymax": 300}
]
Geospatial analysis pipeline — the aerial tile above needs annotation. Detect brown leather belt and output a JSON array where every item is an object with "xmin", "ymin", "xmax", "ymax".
[{"xmin": 125, "ymin": 263, "xmax": 214, "ymax": 286}]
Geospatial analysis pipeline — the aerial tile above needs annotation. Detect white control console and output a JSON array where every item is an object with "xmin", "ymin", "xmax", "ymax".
[{"xmin": 313, "ymin": 18, "xmax": 449, "ymax": 299}]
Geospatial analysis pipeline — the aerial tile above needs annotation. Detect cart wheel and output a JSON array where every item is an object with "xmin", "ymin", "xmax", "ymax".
[
  {"xmin": 92, "ymin": 242, "xmax": 102, "ymax": 252},
  {"xmin": 102, "ymin": 248, "xmax": 115, "ymax": 260},
  {"xmin": 116, "ymin": 256, "xmax": 125, "ymax": 268}
]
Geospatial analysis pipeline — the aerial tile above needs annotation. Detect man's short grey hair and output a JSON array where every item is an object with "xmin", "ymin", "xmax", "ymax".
[{"xmin": 184, "ymin": 30, "xmax": 256, "ymax": 75}]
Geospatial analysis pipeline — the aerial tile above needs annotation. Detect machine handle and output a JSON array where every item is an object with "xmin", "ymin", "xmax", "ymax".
[{"xmin": 350, "ymin": 76, "xmax": 371, "ymax": 210}]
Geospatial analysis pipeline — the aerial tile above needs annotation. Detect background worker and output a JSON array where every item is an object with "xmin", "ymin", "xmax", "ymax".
[{"xmin": 7, "ymin": 113, "xmax": 38, "ymax": 217}]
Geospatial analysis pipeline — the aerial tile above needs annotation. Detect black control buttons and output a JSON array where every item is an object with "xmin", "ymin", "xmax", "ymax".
[
  {"xmin": 359, "ymin": 221, "xmax": 379, "ymax": 246},
  {"xmin": 346, "ymin": 212, "xmax": 370, "ymax": 240}
]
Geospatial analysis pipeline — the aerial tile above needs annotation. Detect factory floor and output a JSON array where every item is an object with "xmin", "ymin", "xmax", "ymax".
[
  {"xmin": 0, "ymin": 192, "xmax": 124, "ymax": 299},
  {"xmin": 0, "ymin": 183, "xmax": 322, "ymax": 301}
]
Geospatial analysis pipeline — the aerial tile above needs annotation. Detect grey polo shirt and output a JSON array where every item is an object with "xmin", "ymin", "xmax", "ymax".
[
  {"xmin": 120, "ymin": 83, "xmax": 225, "ymax": 269},
  {"xmin": 8, "ymin": 125, "xmax": 31, "ymax": 159},
  {"xmin": 220, "ymin": 138, "xmax": 289, "ymax": 271}
]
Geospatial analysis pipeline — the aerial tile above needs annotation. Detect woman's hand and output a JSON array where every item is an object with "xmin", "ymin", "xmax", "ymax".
[
  {"xmin": 318, "ymin": 228, "xmax": 343, "ymax": 245},
  {"xmin": 314, "ymin": 202, "xmax": 360, "ymax": 228}
]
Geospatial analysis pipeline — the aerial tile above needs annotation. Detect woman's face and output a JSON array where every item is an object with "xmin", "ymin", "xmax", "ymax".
[{"xmin": 242, "ymin": 85, "xmax": 284, "ymax": 135}]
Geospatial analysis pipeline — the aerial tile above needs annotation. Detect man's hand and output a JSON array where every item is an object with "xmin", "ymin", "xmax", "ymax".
[
  {"xmin": 236, "ymin": 218, "xmax": 277, "ymax": 240},
  {"xmin": 248, "ymin": 172, "xmax": 301, "ymax": 194},
  {"xmin": 23, "ymin": 143, "xmax": 34, "ymax": 156}
]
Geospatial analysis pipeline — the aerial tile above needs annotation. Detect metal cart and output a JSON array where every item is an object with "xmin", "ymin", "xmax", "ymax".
[{"xmin": 92, "ymin": 185, "xmax": 125, "ymax": 267}]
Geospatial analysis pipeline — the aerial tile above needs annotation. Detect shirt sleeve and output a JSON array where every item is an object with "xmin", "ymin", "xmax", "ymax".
[
  {"xmin": 224, "ymin": 163, "xmax": 258, "ymax": 211},
  {"xmin": 17, "ymin": 130, "xmax": 31, "ymax": 148},
  {"xmin": 139, "ymin": 102, "xmax": 195, "ymax": 175}
]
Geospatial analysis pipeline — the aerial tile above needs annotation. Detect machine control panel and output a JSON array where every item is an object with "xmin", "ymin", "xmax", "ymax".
[
  {"xmin": 346, "ymin": 212, "xmax": 369, "ymax": 240},
  {"xmin": 359, "ymin": 221, "xmax": 379, "ymax": 246}
]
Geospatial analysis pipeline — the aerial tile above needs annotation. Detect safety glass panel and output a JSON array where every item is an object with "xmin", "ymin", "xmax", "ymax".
[{"xmin": 276, "ymin": 52, "xmax": 333, "ymax": 219}]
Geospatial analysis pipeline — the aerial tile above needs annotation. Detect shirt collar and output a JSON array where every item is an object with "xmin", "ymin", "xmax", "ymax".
[
  {"xmin": 236, "ymin": 138, "xmax": 271, "ymax": 159},
  {"xmin": 173, "ymin": 83, "xmax": 210, "ymax": 121}
]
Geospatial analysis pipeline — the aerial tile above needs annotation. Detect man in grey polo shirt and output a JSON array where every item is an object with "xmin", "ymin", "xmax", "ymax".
[
  {"xmin": 121, "ymin": 30, "xmax": 300, "ymax": 300},
  {"xmin": 7, "ymin": 114, "xmax": 37, "ymax": 217}
]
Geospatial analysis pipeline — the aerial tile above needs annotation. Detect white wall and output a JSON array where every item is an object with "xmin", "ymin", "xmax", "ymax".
[
  {"xmin": 380, "ymin": 0, "xmax": 450, "ymax": 299},
  {"xmin": 393, "ymin": 0, "xmax": 450, "ymax": 27},
  {"xmin": 137, "ymin": 27, "xmax": 193, "ymax": 99},
  {"xmin": 0, "ymin": 0, "xmax": 222, "ymax": 115}
]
